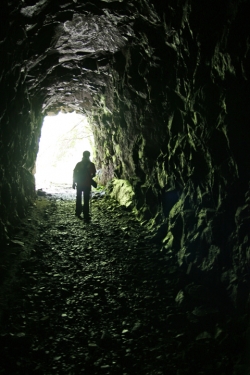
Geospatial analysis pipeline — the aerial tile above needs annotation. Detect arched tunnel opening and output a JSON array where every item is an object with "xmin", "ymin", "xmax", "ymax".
[
  {"xmin": 0, "ymin": 1, "xmax": 250, "ymax": 374},
  {"xmin": 35, "ymin": 112, "xmax": 94, "ymax": 188}
]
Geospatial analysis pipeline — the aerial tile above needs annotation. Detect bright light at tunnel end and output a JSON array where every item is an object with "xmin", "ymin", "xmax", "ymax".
[{"xmin": 35, "ymin": 112, "xmax": 94, "ymax": 188}]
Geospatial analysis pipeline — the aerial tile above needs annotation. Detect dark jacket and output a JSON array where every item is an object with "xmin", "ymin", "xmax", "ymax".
[{"xmin": 73, "ymin": 159, "xmax": 96, "ymax": 187}]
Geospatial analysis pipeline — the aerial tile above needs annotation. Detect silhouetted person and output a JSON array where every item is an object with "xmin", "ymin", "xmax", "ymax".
[{"xmin": 72, "ymin": 151, "xmax": 96, "ymax": 220}]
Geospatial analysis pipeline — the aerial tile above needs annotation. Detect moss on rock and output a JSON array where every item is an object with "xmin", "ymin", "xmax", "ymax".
[{"xmin": 109, "ymin": 178, "xmax": 135, "ymax": 208}]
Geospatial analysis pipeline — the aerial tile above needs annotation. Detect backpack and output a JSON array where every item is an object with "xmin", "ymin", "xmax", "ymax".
[
  {"xmin": 74, "ymin": 161, "xmax": 97, "ymax": 188},
  {"xmin": 75, "ymin": 161, "xmax": 90, "ymax": 183}
]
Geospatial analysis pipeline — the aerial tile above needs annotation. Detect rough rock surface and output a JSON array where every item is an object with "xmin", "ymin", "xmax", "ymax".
[{"xmin": 0, "ymin": 0, "xmax": 250, "ymax": 372}]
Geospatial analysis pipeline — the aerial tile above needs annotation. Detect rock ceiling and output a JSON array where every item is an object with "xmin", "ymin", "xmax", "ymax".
[{"xmin": 18, "ymin": 0, "xmax": 157, "ymax": 114}]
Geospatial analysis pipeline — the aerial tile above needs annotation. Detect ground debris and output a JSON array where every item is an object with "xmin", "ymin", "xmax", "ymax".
[{"xmin": 0, "ymin": 187, "xmax": 245, "ymax": 374}]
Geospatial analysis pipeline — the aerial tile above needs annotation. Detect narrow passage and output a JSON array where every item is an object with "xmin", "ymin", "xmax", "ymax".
[{"xmin": 0, "ymin": 187, "xmax": 241, "ymax": 375}]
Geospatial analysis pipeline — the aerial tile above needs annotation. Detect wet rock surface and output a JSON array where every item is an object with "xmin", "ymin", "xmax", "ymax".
[{"xmin": 0, "ymin": 188, "xmax": 248, "ymax": 375}]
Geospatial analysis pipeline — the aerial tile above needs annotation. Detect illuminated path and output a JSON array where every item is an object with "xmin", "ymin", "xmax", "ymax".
[{"xmin": 0, "ymin": 191, "xmax": 239, "ymax": 374}]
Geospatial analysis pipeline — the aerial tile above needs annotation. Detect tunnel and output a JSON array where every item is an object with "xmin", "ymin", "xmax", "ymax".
[{"xmin": 0, "ymin": 0, "xmax": 250, "ymax": 374}]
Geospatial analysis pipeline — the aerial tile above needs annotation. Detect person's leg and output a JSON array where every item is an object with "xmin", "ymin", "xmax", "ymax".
[
  {"xmin": 76, "ymin": 185, "xmax": 83, "ymax": 216},
  {"xmin": 83, "ymin": 187, "xmax": 91, "ymax": 218}
]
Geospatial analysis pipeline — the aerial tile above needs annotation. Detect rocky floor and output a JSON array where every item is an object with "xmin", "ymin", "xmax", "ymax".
[{"xmin": 0, "ymin": 185, "xmax": 248, "ymax": 375}]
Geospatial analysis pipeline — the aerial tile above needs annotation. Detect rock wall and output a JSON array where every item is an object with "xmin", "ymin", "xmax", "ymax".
[
  {"xmin": 92, "ymin": 0, "xmax": 250, "ymax": 312},
  {"xmin": 0, "ymin": 4, "xmax": 42, "ymax": 243},
  {"xmin": 0, "ymin": 0, "xmax": 249, "ymax": 316}
]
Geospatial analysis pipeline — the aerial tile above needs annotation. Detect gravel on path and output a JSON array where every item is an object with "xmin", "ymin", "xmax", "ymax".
[{"xmin": 0, "ymin": 186, "xmax": 243, "ymax": 375}]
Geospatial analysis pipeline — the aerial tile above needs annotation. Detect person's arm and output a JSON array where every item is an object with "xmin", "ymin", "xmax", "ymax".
[{"xmin": 72, "ymin": 164, "xmax": 78, "ymax": 189}]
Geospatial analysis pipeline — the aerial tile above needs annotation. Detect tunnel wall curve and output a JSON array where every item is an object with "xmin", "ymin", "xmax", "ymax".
[{"xmin": 0, "ymin": 0, "xmax": 250, "ymax": 314}]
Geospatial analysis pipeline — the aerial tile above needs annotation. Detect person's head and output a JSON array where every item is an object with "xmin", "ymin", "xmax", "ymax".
[{"xmin": 82, "ymin": 150, "xmax": 90, "ymax": 160}]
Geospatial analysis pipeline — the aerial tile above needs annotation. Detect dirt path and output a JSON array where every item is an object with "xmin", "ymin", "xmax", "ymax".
[{"xmin": 0, "ymin": 188, "xmax": 244, "ymax": 374}]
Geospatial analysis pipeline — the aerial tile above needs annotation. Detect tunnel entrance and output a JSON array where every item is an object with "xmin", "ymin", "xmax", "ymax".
[{"xmin": 35, "ymin": 112, "xmax": 94, "ymax": 189}]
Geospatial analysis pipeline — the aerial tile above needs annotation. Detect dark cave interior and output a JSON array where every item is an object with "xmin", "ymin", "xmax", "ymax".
[{"xmin": 0, "ymin": 0, "xmax": 250, "ymax": 373}]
